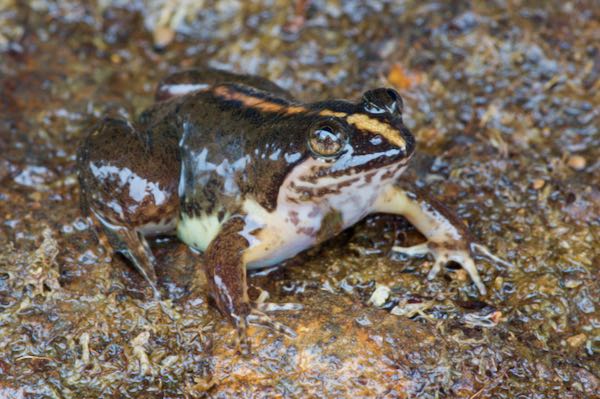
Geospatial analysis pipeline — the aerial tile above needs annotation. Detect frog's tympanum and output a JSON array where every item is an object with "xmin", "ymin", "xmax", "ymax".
[{"xmin": 78, "ymin": 68, "xmax": 508, "ymax": 352}]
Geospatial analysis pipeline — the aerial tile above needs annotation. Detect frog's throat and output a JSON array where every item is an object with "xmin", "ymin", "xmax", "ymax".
[
  {"xmin": 212, "ymin": 85, "xmax": 407, "ymax": 152},
  {"xmin": 283, "ymin": 157, "xmax": 408, "ymax": 205}
]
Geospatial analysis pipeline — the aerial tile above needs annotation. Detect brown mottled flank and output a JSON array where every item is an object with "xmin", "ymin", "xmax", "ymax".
[
  {"xmin": 0, "ymin": 1, "xmax": 598, "ymax": 398},
  {"xmin": 78, "ymin": 117, "xmax": 180, "ymax": 227}
]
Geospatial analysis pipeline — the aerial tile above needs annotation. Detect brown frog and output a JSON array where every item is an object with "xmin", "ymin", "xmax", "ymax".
[{"xmin": 78, "ymin": 68, "xmax": 509, "ymax": 352}]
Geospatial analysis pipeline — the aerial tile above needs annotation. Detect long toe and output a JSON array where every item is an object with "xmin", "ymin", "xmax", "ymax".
[
  {"xmin": 471, "ymin": 243, "xmax": 513, "ymax": 269},
  {"xmin": 427, "ymin": 257, "xmax": 445, "ymax": 280},
  {"xmin": 255, "ymin": 302, "xmax": 304, "ymax": 312},
  {"xmin": 392, "ymin": 242, "xmax": 430, "ymax": 257},
  {"xmin": 247, "ymin": 309, "xmax": 297, "ymax": 338},
  {"xmin": 464, "ymin": 260, "xmax": 486, "ymax": 295}
]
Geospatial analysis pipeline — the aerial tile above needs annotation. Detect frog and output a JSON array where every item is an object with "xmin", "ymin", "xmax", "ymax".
[{"xmin": 77, "ymin": 67, "xmax": 509, "ymax": 352}]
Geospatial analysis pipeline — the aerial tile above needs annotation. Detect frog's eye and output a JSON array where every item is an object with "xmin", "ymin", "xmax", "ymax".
[
  {"xmin": 363, "ymin": 88, "xmax": 403, "ymax": 116},
  {"xmin": 307, "ymin": 122, "xmax": 348, "ymax": 159}
]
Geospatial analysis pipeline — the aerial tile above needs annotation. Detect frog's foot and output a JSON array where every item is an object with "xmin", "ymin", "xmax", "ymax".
[
  {"xmin": 247, "ymin": 300, "xmax": 302, "ymax": 338},
  {"xmin": 94, "ymin": 211, "xmax": 161, "ymax": 299},
  {"xmin": 236, "ymin": 303, "xmax": 302, "ymax": 355},
  {"xmin": 247, "ymin": 307, "xmax": 298, "ymax": 337},
  {"xmin": 392, "ymin": 242, "xmax": 487, "ymax": 295}
]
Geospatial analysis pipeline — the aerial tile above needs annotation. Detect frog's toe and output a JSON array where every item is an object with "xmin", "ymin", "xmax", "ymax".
[
  {"xmin": 247, "ymin": 308, "xmax": 297, "ymax": 338},
  {"xmin": 235, "ymin": 317, "xmax": 251, "ymax": 356},
  {"xmin": 392, "ymin": 242, "xmax": 430, "ymax": 257},
  {"xmin": 393, "ymin": 242, "xmax": 487, "ymax": 295},
  {"xmin": 233, "ymin": 304, "xmax": 298, "ymax": 355},
  {"xmin": 445, "ymin": 251, "xmax": 486, "ymax": 295},
  {"xmin": 255, "ymin": 302, "xmax": 304, "ymax": 312},
  {"xmin": 471, "ymin": 243, "xmax": 513, "ymax": 269},
  {"xmin": 426, "ymin": 256, "xmax": 445, "ymax": 280}
]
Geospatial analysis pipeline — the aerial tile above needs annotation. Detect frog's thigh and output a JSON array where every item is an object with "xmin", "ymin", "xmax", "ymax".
[{"xmin": 94, "ymin": 213, "xmax": 160, "ymax": 296}]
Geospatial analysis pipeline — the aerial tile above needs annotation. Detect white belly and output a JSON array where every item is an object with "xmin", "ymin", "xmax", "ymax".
[
  {"xmin": 241, "ymin": 166, "xmax": 393, "ymax": 268},
  {"xmin": 241, "ymin": 199, "xmax": 324, "ymax": 269},
  {"xmin": 176, "ymin": 160, "xmax": 406, "ymax": 269}
]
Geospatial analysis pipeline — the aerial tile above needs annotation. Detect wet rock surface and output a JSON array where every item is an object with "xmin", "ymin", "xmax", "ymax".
[{"xmin": 0, "ymin": 1, "xmax": 598, "ymax": 397}]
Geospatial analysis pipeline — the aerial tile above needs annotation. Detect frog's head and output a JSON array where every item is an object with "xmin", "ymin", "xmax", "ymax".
[
  {"xmin": 271, "ymin": 88, "xmax": 414, "ymax": 208},
  {"xmin": 193, "ymin": 83, "xmax": 415, "ymax": 211},
  {"xmin": 307, "ymin": 88, "xmax": 413, "ymax": 170},
  {"xmin": 287, "ymin": 88, "xmax": 414, "ymax": 191}
]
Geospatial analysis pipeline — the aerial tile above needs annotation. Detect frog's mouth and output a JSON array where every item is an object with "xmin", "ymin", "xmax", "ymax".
[
  {"xmin": 301, "ymin": 145, "xmax": 411, "ymax": 183},
  {"xmin": 287, "ymin": 154, "xmax": 410, "ymax": 203}
]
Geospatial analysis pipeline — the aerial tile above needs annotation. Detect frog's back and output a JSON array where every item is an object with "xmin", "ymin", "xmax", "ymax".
[
  {"xmin": 78, "ymin": 68, "xmax": 296, "ymax": 235},
  {"xmin": 176, "ymin": 83, "xmax": 310, "ymax": 217}
]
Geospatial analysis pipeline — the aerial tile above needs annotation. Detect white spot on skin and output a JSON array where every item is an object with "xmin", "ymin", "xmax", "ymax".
[
  {"xmin": 90, "ymin": 163, "xmax": 167, "ymax": 207},
  {"xmin": 163, "ymin": 83, "xmax": 209, "ymax": 96},
  {"xmin": 180, "ymin": 144, "xmax": 250, "ymax": 197},
  {"xmin": 242, "ymin": 158, "xmax": 407, "ymax": 269},
  {"xmin": 106, "ymin": 199, "xmax": 124, "ymax": 218},
  {"xmin": 269, "ymin": 149, "xmax": 281, "ymax": 161},
  {"xmin": 285, "ymin": 152, "xmax": 302, "ymax": 163}
]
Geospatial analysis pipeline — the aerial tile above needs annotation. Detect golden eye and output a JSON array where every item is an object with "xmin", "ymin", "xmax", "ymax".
[{"xmin": 308, "ymin": 124, "xmax": 348, "ymax": 159}]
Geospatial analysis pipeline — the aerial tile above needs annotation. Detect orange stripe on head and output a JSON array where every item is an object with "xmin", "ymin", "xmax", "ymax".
[
  {"xmin": 319, "ymin": 109, "xmax": 406, "ymax": 150},
  {"xmin": 319, "ymin": 109, "xmax": 348, "ymax": 118},
  {"xmin": 213, "ymin": 86, "xmax": 307, "ymax": 115},
  {"xmin": 346, "ymin": 114, "xmax": 406, "ymax": 150}
]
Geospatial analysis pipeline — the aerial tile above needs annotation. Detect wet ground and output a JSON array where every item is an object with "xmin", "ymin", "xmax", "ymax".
[{"xmin": 0, "ymin": 0, "xmax": 599, "ymax": 397}]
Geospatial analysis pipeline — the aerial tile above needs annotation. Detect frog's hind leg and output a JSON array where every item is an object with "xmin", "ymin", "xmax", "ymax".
[
  {"xmin": 94, "ymin": 213, "xmax": 161, "ymax": 298},
  {"xmin": 155, "ymin": 67, "xmax": 294, "ymax": 101}
]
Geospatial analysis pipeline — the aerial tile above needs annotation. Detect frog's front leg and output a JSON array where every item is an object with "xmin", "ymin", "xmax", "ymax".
[
  {"xmin": 204, "ymin": 217, "xmax": 298, "ymax": 354},
  {"xmin": 373, "ymin": 183, "xmax": 502, "ymax": 295}
]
